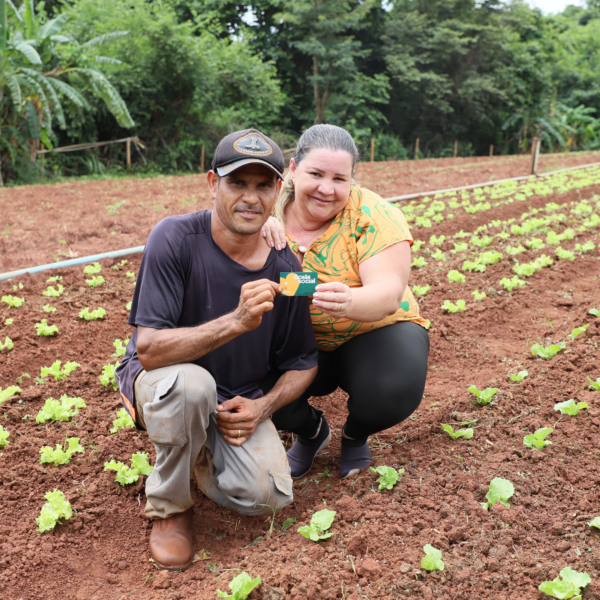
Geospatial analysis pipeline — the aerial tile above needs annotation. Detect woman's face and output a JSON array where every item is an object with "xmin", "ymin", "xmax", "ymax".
[{"xmin": 290, "ymin": 148, "xmax": 354, "ymax": 224}]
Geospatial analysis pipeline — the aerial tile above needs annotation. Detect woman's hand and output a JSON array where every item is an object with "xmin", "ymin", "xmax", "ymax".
[
  {"xmin": 261, "ymin": 216, "xmax": 287, "ymax": 251},
  {"xmin": 312, "ymin": 282, "xmax": 353, "ymax": 318}
]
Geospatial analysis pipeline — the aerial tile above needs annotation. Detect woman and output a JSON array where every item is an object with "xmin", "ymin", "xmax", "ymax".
[{"xmin": 262, "ymin": 124, "xmax": 429, "ymax": 479}]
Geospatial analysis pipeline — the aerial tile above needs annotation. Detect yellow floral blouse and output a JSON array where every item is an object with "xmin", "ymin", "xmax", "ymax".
[{"xmin": 287, "ymin": 184, "xmax": 428, "ymax": 351}]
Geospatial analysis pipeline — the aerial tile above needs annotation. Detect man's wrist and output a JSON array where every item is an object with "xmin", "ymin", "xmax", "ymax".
[{"xmin": 224, "ymin": 312, "xmax": 247, "ymax": 337}]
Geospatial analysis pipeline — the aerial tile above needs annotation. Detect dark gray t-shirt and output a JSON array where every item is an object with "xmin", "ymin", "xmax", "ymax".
[{"xmin": 115, "ymin": 210, "xmax": 317, "ymax": 421}]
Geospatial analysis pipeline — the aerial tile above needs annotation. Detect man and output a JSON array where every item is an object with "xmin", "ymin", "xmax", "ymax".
[{"xmin": 115, "ymin": 129, "xmax": 318, "ymax": 571}]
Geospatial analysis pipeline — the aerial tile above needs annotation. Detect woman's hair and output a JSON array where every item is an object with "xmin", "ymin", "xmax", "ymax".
[{"xmin": 275, "ymin": 124, "xmax": 360, "ymax": 223}]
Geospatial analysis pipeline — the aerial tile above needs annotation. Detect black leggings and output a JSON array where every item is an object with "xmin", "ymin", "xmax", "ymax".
[{"xmin": 261, "ymin": 321, "xmax": 430, "ymax": 444}]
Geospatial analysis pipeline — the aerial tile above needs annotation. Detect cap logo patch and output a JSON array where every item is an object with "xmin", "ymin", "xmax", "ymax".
[{"xmin": 234, "ymin": 133, "xmax": 273, "ymax": 157}]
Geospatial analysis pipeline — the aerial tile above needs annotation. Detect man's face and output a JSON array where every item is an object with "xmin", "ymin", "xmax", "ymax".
[{"xmin": 208, "ymin": 164, "xmax": 282, "ymax": 236}]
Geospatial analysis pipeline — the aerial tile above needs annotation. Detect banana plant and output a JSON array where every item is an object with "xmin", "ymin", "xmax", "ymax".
[{"xmin": 0, "ymin": 0, "xmax": 133, "ymax": 185}]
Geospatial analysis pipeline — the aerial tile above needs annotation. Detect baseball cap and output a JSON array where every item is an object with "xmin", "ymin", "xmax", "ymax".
[{"xmin": 212, "ymin": 129, "xmax": 285, "ymax": 180}]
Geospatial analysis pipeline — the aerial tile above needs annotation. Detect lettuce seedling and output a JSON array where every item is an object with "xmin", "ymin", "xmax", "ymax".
[
  {"xmin": 523, "ymin": 428, "xmax": 553, "ymax": 450},
  {"xmin": 83, "ymin": 262, "xmax": 102, "ymax": 274},
  {"xmin": 588, "ymin": 517, "xmax": 600, "ymax": 529},
  {"xmin": 554, "ymin": 400, "xmax": 589, "ymax": 416},
  {"xmin": 412, "ymin": 284, "xmax": 430, "ymax": 297},
  {"xmin": 570, "ymin": 324, "xmax": 589, "ymax": 339},
  {"xmin": 42, "ymin": 284, "xmax": 64, "ymax": 298},
  {"xmin": 531, "ymin": 342, "xmax": 565, "ymax": 360},
  {"xmin": 12, "ymin": 283, "xmax": 23, "ymax": 290},
  {"xmin": 472, "ymin": 290, "xmax": 486, "ymax": 301},
  {"xmin": 421, "ymin": 545, "xmax": 444, "ymax": 571},
  {"xmin": 110, "ymin": 408, "xmax": 135, "ymax": 433},
  {"xmin": 431, "ymin": 249, "xmax": 447, "ymax": 261},
  {"xmin": 79, "ymin": 307, "xmax": 107, "ymax": 321},
  {"xmin": 506, "ymin": 245, "xmax": 526, "ymax": 255},
  {"xmin": 0, "ymin": 336, "xmax": 14, "ymax": 351},
  {"xmin": 126, "ymin": 301, "xmax": 132, "ymax": 311},
  {"xmin": 556, "ymin": 247, "xmax": 575, "ymax": 261},
  {"xmin": 0, "ymin": 385, "xmax": 21, "ymax": 404},
  {"xmin": 429, "ymin": 235, "xmax": 446, "ymax": 246},
  {"xmin": 370, "ymin": 465, "xmax": 404, "ymax": 491},
  {"xmin": 42, "ymin": 304, "xmax": 56, "ymax": 313},
  {"xmin": 462, "ymin": 260, "xmax": 486, "ymax": 272},
  {"xmin": 468, "ymin": 385, "xmax": 498, "ymax": 405},
  {"xmin": 46, "ymin": 276, "xmax": 62, "ymax": 283},
  {"xmin": 441, "ymin": 423, "xmax": 473, "ymax": 440},
  {"xmin": 5, "ymin": 318, "xmax": 13, "ymax": 325},
  {"xmin": 36, "ymin": 395, "xmax": 86, "ymax": 424},
  {"xmin": 36, "ymin": 489, "xmax": 73, "ymax": 533},
  {"xmin": 40, "ymin": 438, "xmax": 85, "ymax": 466},
  {"xmin": 539, "ymin": 566, "xmax": 591, "ymax": 599},
  {"xmin": 447, "ymin": 270, "xmax": 466, "ymax": 283},
  {"xmin": 2, "ymin": 295, "xmax": 25, "ymax": 308},
  {"xmin": 442, "ymin": 300, "xmax": 466, "ymax": 313},
  {"xmin": 576, "ymin": 241, "xmax": 595, "ymax": 254},
  {"xmin": 40, "ymin": 360, "xmax": 80, "ymax": 382},
  {"xmin": 589, "ymin": 308, "xmax": 599, "ymax": 317},
  {"xmin": 509, "ymin": 370, "xmax": 528, "ymax": 382},
  {"xmin": 35, "ymin": 319, "xmax": 58, "ymax": 336},
  {"xmin": 298, "ymin": 509, "xmax": 336, "ymax": 542},
  {"xmin": 481, "ymin": 477, "xmax": 514, "ymax": 510},
  {"xmin": 112, "ymin": 337, "xmax": 130, "ymax": 358},
  {"xmin": 126, "ymin": 271, "xmax": 135, "ymax": 278},
  {"xmin": 452, "ymin": 241, "xmax": 468, "ymax": 253},
  {"xmin": 85, "ymin": 275, "xmax": 105, "ymax": 288},
  {"xmin": 534, "ymin": 254, "xmax": 554, "ymax": 269},
  {"xmin": 587, "ymin": 377, "xmax": 600, "ymax": 391},
  {"xmin": 0, "ymin": 425, "xmax": 10, "ymax": 448},
  {"xmin": 100, "ymin": 362, "xmax": 120, "ymax": 391},
  {"xmin": 513, "ymin": 263, "xmax": 537, "ymax": 277},
  {"xmin": 104, "ymin": 452, "xmax": 153, "ymax": 485},
  {"xmin": 499, "ymin": 276, "xmax": 527, "ymax": 292},
  {"xmin": 525, "ymin": 238, "xmax": 545, "ymax": 250},
  {"xmin": 478, "ymin": 251, "xmax": 503, "ymax": 265},
  {"xmin": 217, "ymin": 572, "xmax": 262, "ymax": 600},
  {"xmin": 411, "ymin": 257, "xmax": 427, "ymax": 268}
]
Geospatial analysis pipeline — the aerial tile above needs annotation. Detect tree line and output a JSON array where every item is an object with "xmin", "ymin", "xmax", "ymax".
[{"xmin": 1, "ymin": 0, "xmax": 600, "ymax": 184}]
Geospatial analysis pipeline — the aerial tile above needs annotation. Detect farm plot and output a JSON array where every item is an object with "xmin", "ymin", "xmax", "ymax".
[{"xmin": 1, "ymin": 167, "xmax": 600, "ymax": 600}]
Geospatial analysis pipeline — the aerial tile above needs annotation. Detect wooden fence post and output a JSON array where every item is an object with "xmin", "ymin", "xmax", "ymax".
[
  {"xmin": 126, "ymin": 138, "xmax": 131, "ymax": 170},
  {"xmin": 41, "ymin": 152, "xmax": 45, "ymax": 181},
  {"xmin": 200, "ymin": 143, "xmax": 205, "ymax": 174},
  {"xmin": 415, "ymin": 138, "xmax": 420, "ymax": 160},
  {"xmin": 370, "ymin": 137, "xmax": 375, "ymax": 163},
  {"xmin": 489, "ymin": 144, "xmax": 494, "ymax": 157},
  {"xmin": 453, "ymin": 140, "xmax": 458, "ymax": 159},
  {"xmin": 531, "ymin": 137, "xmax": 541, "ymax": 175}
]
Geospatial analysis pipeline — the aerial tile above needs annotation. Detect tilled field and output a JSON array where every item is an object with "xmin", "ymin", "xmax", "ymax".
[{"xmin": 1, "ymin": 166, "xmax": 600, "ymax": 600}]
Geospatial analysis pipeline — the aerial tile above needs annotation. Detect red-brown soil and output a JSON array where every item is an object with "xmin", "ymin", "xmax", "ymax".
[
  {"xmin": 1, "ymin": 151, "xmax": 599, "ymax": 274},
  {"xmin": 0, "ymin": 172, "xmax": 600, "ymax": 600}
]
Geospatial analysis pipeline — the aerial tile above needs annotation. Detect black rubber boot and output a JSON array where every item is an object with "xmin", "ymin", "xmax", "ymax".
[
  {"xmin": 339, "ymin": 433, "xmax": 372, "ymax": 479},
  {"xmin": 286, "ymin": 416, "xmax": 331, "ymax": 479}
]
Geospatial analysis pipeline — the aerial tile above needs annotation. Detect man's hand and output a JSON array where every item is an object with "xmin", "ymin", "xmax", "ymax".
[
  {"xmin": 216, "ymin": 397, "xmax": 268, "ymax": 446},
  {"xmin": 233, "ymin": 279, "xmax": 281, "ymax": 333}
]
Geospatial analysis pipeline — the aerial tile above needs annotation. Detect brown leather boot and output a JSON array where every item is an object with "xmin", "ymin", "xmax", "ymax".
[{"xmin": 149, "ymin": 509, "xmax": 194, "ymax": 571}]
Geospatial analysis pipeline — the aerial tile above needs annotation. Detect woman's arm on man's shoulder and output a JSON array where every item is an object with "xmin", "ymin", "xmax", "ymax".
[{"xmin": 312, "ymin": 241, "xmax": 410, "ymax": 322}]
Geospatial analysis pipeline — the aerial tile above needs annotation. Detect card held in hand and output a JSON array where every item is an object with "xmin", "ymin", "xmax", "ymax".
[{"xmin": 280, "ymin": 272, "xmax": 318, "ymax": 296}]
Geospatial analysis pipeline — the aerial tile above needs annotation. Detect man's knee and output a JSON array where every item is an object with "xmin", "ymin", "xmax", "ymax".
[
  {"xmin": 177, "ymin": 363, "xmax": 218, "ymax": 413},
  {"xmin": 240, "ymin": 470, "xmax": 293, "ymax": 515}
]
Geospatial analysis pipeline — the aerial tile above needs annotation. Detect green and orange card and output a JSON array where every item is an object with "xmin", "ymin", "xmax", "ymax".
[{"xmin": 280, "ymin": 272, "xmax": 318, "ymax": 296}]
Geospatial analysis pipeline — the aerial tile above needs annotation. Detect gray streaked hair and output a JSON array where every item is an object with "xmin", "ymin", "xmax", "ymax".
[{"xmin": 275, "ymin": 124, "xmax": 360, "ymax": 224}]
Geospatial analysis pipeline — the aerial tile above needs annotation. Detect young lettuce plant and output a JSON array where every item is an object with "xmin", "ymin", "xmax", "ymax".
[
  {"xmin": 587, "ymin": 377, "xmax": 600, "ymax": 391},
  {"xmin": 447, "ymin": 270, "xmax": 466, "ymax": 283},
  {"xmin": 110, "ymin": 408, "xmax": 135, "ymax": 433},
  {"xmin": 79, "ymin": 307, "xmax": 107, "ymax": 321},
  {"xmin": 471, "ymin": 290, "xmax": 486, "ymax": 301},
  {"xmin": 370, "ymin": 465, "xmax": 404, "ymax": 491},
  {"xmin": 513, "ymin": 263, "xmax": 537, "ymax": 278},
  {"xmin": 0, "ymin": 385, "xmax": 21, "ymax": 404},
  {"xmin": 1, "ymin": 295, "xmax": 25, "ymax": 308},
  {"xmin": 42, "ymin": 304, "xmax": 56, "ymax": 313},
  {"xmin": 441, "ymin": 423, "xmax": 473, "ymax": 440},
  {"xmin": 509, "ymin": 370, "xmax": 528, "ymax": 382},
  {"xmin": 83, "ymin": 262, "xmax": 102, "ymax": 275},
  {"xmin": 0, "ymin": 336, "xmax": 14, "ymax": 351},
  {"xmin": 36, "ymin": 395, "xmax": 86, "ymax": 424},
  {"xmin": 36, "ymin": 489, "xmax": 73, "ymax": 533},
  {"xmin": 411, "ymin": 257, "xmax": 427, "ymax": 269},
  {"xmin": 421, "ymin": 545, "xmax": 444, "ymax": 572},
  {"xmin": 42, "ymin": 285, "xmax": 64, "ymax": 298},
  {"xmin": 570, "ymin": 324, "xmax": 589, "ymax": 339},
  {"xmin": 298, "ymin": 509, "xmax": 336, "ymax": 542},
  {"xmin": 481, "ymin": 477, "xmax": 514, "ymax": 510},
  {"xmin": 40, "ymin": 438, "xmax": 85, "ymax": 466},
  {"xmin": 46, "ymin": 276, "xmax": 62, "ymax": 283},
  {"xmin": 40, "ymin": 360, "xmax": 80, "ymax": 382},
  {"xmin": 588, "ymin": 517, "xmax": 600, "ymax": 529},
  {"xmin": 556, "ymin": 247, "xmax": 575, "ymax": 261},
  {"xmin": 589, "ymin": 308, "xmax": 599, "ymax": 318},
  {"xmin": 539, "ymin": 566, "xmax": 591, "ymax": 599},
  {"xmin": 86, "ymin": 276, "xmax": 105, "ymax": 288},
  {"xmin": 100, "ymin": 362, "xmax": 120, "ymax": 391},
  {"xmin": 104, "ymin": 452, "xmax": 153, "ymax": 485},
  {"xmin": 35, "ymin": 319, "xmax": 59, "ymax": 336},
  {"xmin": 442, "ymin": 300, "xmax": 466, "ymax": 313},
  {"xmin": 217, "ymin": 572, "xmax": 262, "ymax": 600},
  {"xmin": 523, "ymin": 428, "xmax": 553, "ymax": 450},
  {"xmin": 112, "ymin": 337, "xmax": 130, "ymax": 358},
  {"xmin": 531, "ymin": 342, "xmax": 565, "ymax": 360},
  {"xmin": 554, "ymin": 400, "xmax": 589, "ymax": 416},
  {"xmin": 499, "ymin": 276, "xmax": 527, "ymax": 292},
  {"xmin": 0, "ymin": 425, "xmax": 10, "ymax": 448},
  {"xmin": 468, "ymin": 385, "xmax": 498, "ymax": 405}
]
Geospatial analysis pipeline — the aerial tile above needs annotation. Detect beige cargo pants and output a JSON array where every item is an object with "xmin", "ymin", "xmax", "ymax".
[{"xmin": 134, "ymin": 363, "xmax": 293, "ymax": 520}]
